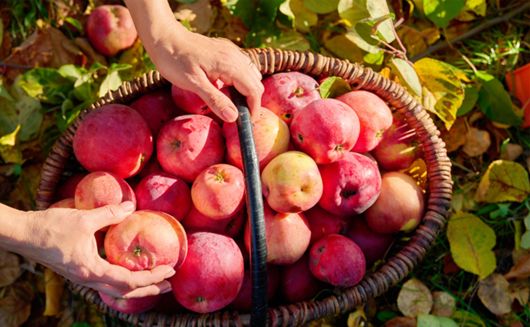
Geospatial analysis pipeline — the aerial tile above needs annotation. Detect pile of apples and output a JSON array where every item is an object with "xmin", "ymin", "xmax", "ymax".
[{"xmin": 52, "ymin": 71, "xmax": 425, "ymax": 315}]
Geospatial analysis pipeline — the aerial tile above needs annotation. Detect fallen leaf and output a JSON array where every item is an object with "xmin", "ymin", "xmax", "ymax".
[
  {"xmin": 43, "ymin": 268, "xmax": 65, "ymax": 316},
  {"xmin": 174, "ymin": 0, "xmax": 217, "ymax": 34},
  {"xmin": 417, "ymin": 314, "xmax": 458, "ymax": 327},
  {"xmin": 441, "ymin": 117, "xmax": 468, "ymax": 153},
  {"xmin": 0, "ymin": 282, "xmax": 34, "ymax": 327},
  {"xmin": 508, "ymin": 280, "xmax": 529, "ymax": 306},
  {"xmin": 0, "ymin": 125, "xmax": 22, "ymax": 164},
  {"xmin": 476, "ymin": 71, "xmax": 522, "ymax": 127},
  {"xmin": 475, "ymin": 160, "xmax": 530, "ymax": 203},
  {"xmin": 7, "ymin": 163, "xmax": 42, "ymax": 210},
  {"xmin": 0, "ymin": 251, "xmax": 21, "ymax": 287},
  {"xmin": 462, "ymin": 127, "xmax": 491, "ymax": 157},
  {"xmin": 447, "ymin": 212, "xmax": 496, "ymax": 279},
  {"xmin": 451, "ymin": 310, "xmax": 486, "ymax": 327},
  {"xmin": 346, "ymin": 307, "xmax": 367, "ymax": 327},
  {"xmin": 384, "ymin": 316, "xmax": 416, "ymax": 327},
  {"xmin": 431, "ymin": 291, "xmax": 456, "ymax": 317},
  {"xmin": 73, "ymin": 37, "xmax": 108, "ymax": 67},
  {"xmin": 397, "ymin": 278, "xmax": 433, "ymax": 317},
  {"xmin": 505, "ymin": 252, "xmax": 530, "ymax": 280},
  {"xmin": 500, "ymin": 144, "xmax": 523, "ymax": 161},
  {"xmin": 477, "ymin": 273, "xmax": 512, "ymax": 316}
]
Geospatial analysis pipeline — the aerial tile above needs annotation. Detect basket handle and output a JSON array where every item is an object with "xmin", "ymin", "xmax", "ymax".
[{"xmin": 231, "ymin": 88, "xmax": 268, "ymax": 326}]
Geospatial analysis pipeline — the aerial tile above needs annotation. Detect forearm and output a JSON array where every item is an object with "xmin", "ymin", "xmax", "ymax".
[{"xmin": 0, "ymin": 203, "xmax": 33, "ymax": 253}]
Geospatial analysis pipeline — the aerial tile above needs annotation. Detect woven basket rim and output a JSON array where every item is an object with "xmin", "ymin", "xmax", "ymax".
[{"xmin": 36, "ymin": 48, "xmax": 453, "ymax": 326}]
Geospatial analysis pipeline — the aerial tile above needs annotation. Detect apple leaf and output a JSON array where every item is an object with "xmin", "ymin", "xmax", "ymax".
[
  {"xmin": 397, "ymin": 278, "xmax": 433, "ymax": 317},
  {"xmin": 0, "ymin": 250, "xmax": 21, "ymax": 288},
  {"xmin": 304, "ymin": 0, "xmax": 339, "ymax": 14},
  {"xmin": 0, "ymin": 282, "xmax": 33, "ymax": 327},
  {"xmin": 279, "ymin": 0, "xmax": 318, "ymax": 33},
  {"xmin": 43, "ymin": 268, "xmax": 65, "ymax": 316},
  {"xmin": 0, "ymin": 125, "xmax": 22, "ymax": 164},
  {"xmin": 477, "ymin": 273, "xmax": 512, "ymax": 316},
  {"xmin": 319, "ymin": 76, "xmax": 351, "ymax": 99},
  {"xmin": 324, "ymin": 34, "xmax": 365, "ymax": 63},
  {"xmin": 462, "ymin": 127, "xmax": 490, "ymax": 157},
  {"xmin": 451, "ymin": 310, "xmax": 486, "ymax": 327},
  {"xmin": 431, "ymin": 291, "xmax": 456, "ymax": 317},
  {"xmin": 390, "ymin": 57, "xmax": 422, "ymax": 97},
  {"xmin": 265, "ymin": 30, "xmax": 311, "ymax": 51},
  {"xmin": 475, "ymin": 160, "xmax": 530, "ymax": 203},
  {"xmin": 417, "ymin": 314, "xmax": 458, "ymax": 327},
  {"xmin": 338, "ymin": 0, "xmax": 395, "ymax": 43},
  {"xmin": 447, "ymin": 212, "xmax": 496, "ymax": 279},
  {"xmin": 463, "ymin": 0, "xmax": 487, "ymax": 16},
  {"xmin": 347, "ymin": 25, "xmax": 382, "ymax": 54},
  {"xmin": 414, "ymin": 58, "xmax": 465, "ymax": 129},
  {"xmin": 475, "ymin": 71, "xmax": 522, "ymax": 127},
  {"xmin": 457, "ymin": 84, "xmax": 479, "ymax": 116},
  {"xmin": 423, "ymin": 0, "xmax": 466, "ymax": 28},
  {"xmin": 504, "ymin": 253, "xmax": 530, "ymax": 280}
]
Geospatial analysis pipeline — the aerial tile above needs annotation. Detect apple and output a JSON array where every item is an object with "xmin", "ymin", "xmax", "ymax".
[
  {"xmin": 305, "ymin": 206, "xmax": 348, "ymax": 244},
  {"xmin": 73, "ymin": 104, "xmax": 153, "ymax": 178},
  {"xmin": 86, "ymin": 5, "xmax": 137, "ymax": 57},
  {"xmin": 364, "ymin": 172, "xmax": 424, "ymax": 234},
  {"xmin": 104, "ymin": 210, "xmax": 188, "ymax": 270},
  {"xmin": 75, "ymin": 171, "xmax": 136, "ymax": 210},
  {"xmin": 231, "ymin": 265, "xmax": 280, "ymax": 311},
  {"xmin": 171, "ymin": 80, "xmax": 230, "ymax": 115},
  {"xmin": 290, "ymin": 98, "xmax": 360, "ymax": 164},
  {"xmin": 170, "ymin": 232, "xmax": 244, "ymax": 313},
  {"xmin": 130, "ymin": 89, "xmax": 179, "ymax": 135},
  {"xmin": 56, "ymin": 173, "xmax": 85, "ymax": 200},
  {"xmin": 318, "ymin": 152, "xmax": 381, "ymax": 216},
  {"xmin": 137, "ymin": 158, "xmax": 162, "ymax": 180},
  {"xmin": 223, "ymin": 107, "xmax": 290, "ymax": 170},
  {"xmin": 261, "ymin": 151, "xmax": 323, "ymax": 213},
  {"xmin": 337, "ymin": 90, "xmax": 393, "ymax": 153},
  {"xmin": 98, "ymin": 292, "xmax": 160, "ymax": 314},
  {"xmin": 135, "ymin": 172, "xmax": 191, "ymax": 221},
  {"xmin": 309, "ymin": 234, "xmax": 366, "ymax": 287},
  {"xmin": 182, "ymin": 205, "xmax": 245, "ymax": 238},
  {"xmin": 280, "ymin": 254, "xmax": 324, "ymax": 303},
  {"xmin": 261, "ymin": 72, "xmax": 321, "ymax": 123},
  {"xmin": 157, "ymin": 115, "xmax": 225, "ymax": 182},
  {"xmin": 372, "ymin": 118, "xmax": 420, "ymax": 171},
  {"xmin": 346, "ymin": 218, "xmax": 394, "ymax": 265},
  {"xmin": 244, "ymin": 205, "xmax": 311, "ymax": 265}
]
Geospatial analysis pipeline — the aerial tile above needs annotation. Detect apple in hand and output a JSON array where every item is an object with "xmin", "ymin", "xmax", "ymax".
[
  {"xmin": 318, "ymin": 152, "xmax": 381, "ymax": 216},
  {"xmin": 290, "ymin": 98, "xmax": 360, "ymax": 164},
  {"xmin": 337, "ymin": 90, "xmax": 393, "ymax": 153},
  {"xmin": 261, "ymin": 151, "xmax": 323, "ymax": 213},
  {"xmin": 157, "ymin": 115, "xmax": 225, "ymax": 182},
  {"xmin": 86, "ymin": 5, "xmax": 137, "ymax": 57},
  {"xmin": 75, "ymin": 171, "xmax": 135, "ymax": 210},
  {"xmin": 130, "ymin": 89, "xmax": 179, "ymax": 135},
  {"xmin": 261, "ymin": 72, "xmax": 321, "ymax": 123},
  {"xmin": 224, "ymin": 107, "xmax": 290, "ymax": 170},
  {"xmin": 364, "ymin": 172, "xmax": 424, "ymax": 234}
]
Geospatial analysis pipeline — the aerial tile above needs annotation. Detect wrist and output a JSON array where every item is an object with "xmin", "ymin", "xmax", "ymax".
[{"xmin": 0, "ymin": 204, "xmax": 36, "ymax": 254}]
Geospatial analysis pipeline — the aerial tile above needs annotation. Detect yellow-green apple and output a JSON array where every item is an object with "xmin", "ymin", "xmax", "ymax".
[
  {"xmin": 261, "ymin": 72, "xmax": 321, "ymax": 123},
  {"xmin": 231, "ymin": 265, "xmax": 280, "ymax": 311},
  {"xmin": 290, "ymin": 98, "xmax": 360, "ymax": 164},
  {"xmin": 157, "ymin": 115, "xmax": 225, "ymax": 182},
  {"xmin": 73, "ymin": 104, "xmax": 153, "ymax": 178},
  {"xmin": 191, "ymin": 164, "xmax": 245, "ymax": 220},
  {"xmin": 305, "ymin": 206, "xmax": 348, "ymax": 244},
  {"xmin": 337, "ymin": 90, "xmax": 393, "ymax": 153},
  {"xmin": 346, "ymin": 218, "xmax": 394, "ymax": 265},
  {"xmin": 309, "ymin": 234, "xmax": 365, "ymax": 287},
  {"xmin": 170, "ymin": 232, "xmax": 244, "ymax": 313},
  {"xmin": 318, "ymin": 152, "xmax": 381, "ymax": 216},
  {"xmin": 280, "ymin": 254, "xmax": 324, "ymax": 303},
  {"xmin": 104, "ymin": 210, "xmax": 188, "ymax": 270},
  {"xmin": 130, "ymin": 89, "xmax": 179, "ymax": 135},
  {"xmin": 86, "ymin": 5, "xmax": 137, "ymax": 57},
  {"xmin": 75, "ymin": 171, "xmax": 136, "ymax": 210},
  {"xmin": 223, "ymin": 107, "xmax": 290, "ymax": 170},
  {"xmin": 261, "ymin": 151, "xmax": 323, "ymax": 213},
  {"xmin": 135, "ymin": 172, "xmax": 191, "ymax": 221},
  {"xmin": 182, "ymin": 205, "xmax": 245, "ymax": 238},
  {"xmin": 98, "ymin": 292, "xmax": 160, "ymax": 314},
  {"xmin": 171, "ymin": 80, "xmax": 230, "ymax": 115},
  {"xmin": 364, "ymin": 172, "xmax": 424, "ymax": 234}
]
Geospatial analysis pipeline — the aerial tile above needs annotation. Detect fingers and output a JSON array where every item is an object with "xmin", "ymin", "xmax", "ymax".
[
  {"xmin": 97, "ymin": 260, "xmax": 175, "ymax": 291},
  {"xmin": 232, "ymin": 78, "xmax": 264, "ymax": 116},
  {"xmin": 192, "ymin": 71, "xmax": 239, "ymax": 122},
  {"xmin": 84, "ymin": 201, "xmax": 135, "ymax": 230}
]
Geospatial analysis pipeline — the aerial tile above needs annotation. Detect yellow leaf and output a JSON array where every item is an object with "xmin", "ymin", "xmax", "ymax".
[
  {"xmin": 414, "ymin": 58, "xmax": 465, "ymax": 129},
  {"xmin": 475, "ymin": 160, "xmax": 530, "ymax": 203},
  {"xmin": 397, "ymin": 278, "xmax": 433, "ymax": 317},
  {"xmin": 280, "ymin": 0, "xmax": 318, "ymax": 33},
  {"xmin": 0, "ymin": 125, "xmax": 22, "ymax": 164},
  {"xmin": 447, "ymin": 212, "xmax": 496, "ymax": 279},
  {"xmin": 323, "ymin": 34, "xmax": 364, "ymax": 63},
  {"xmin": 43, "ymin": 268, "xmax": 65, "ymax": 316},
  {"xmin": 477, "ymin": 274, "xmax": 512, "ymax": 316}
]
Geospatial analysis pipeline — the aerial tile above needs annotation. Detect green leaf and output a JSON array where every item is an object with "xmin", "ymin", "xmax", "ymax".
[
  {"xmin": 98, "ymin": 64, "xmax": 130, "ymax": 97},
  {"xmin": 319, "ymin": 77, "xmax": 351, "ymax": 99},
  {"xmin": 64, "ymin": 17, "xmax": 83, "ymax": 32},
  {"xmin": 475, "ymin": 71, "xmax": 522, "ymax": 126},
  {"xmin": 338, "ymin": 0, "xmax": 395, "ymax": 43},
  {"xmin": 414, "ymin": 58, "xmax": 465, "ymax": 129},
  {"xmin": 524, "ymin": 213, "xmax": 530, "ymax": 230},
  {"xmin": 457, "ymin": 84, "xmax": 479, "ymax": 116},
  {"xmin": 451, "ymin": 310, "xmax": 486, "ymax": 327},
  {"xmin": 17, "ymin": 68, "xmax": 72, "ymax": 105},
  {"xmin": 363, "ymin": 51, "xmax": 384, "ymax": 66},
  {"xmin": 521, "ymin": 231, "xmax": 530, "ymax": 249},
  {"xmin": 423, "ymin": 0, "xmax": 466, "ymax": 28},
  {"xmin": 418, "ymin": 314, "xmax": 458, "ymax": 327},
  {"xmin": 265, "ymin": 30, "xmax": 311, "ymax": 51},
  {"xmin": 464, "ymin": 0, "xmax": 486, "ymax": 16},
  {"xmin": 447, "ymin": 212, "xmax": 496, "ymax": 279},
  {"xmin": 390, "ymin": 57, "xmax": 422, "ymax": 97},
  {"xmin": 280, "ymin": 0, "xmax": 318, "ymax": 33},
  {"xmin": 349, "ymin": 24, "xmax": 382, "ymax": 53},
  {"xmin": 12, "ymin": 86, "xmax": 43, "ymax": 142},
  {"xmin": 304, "ymin": 0, "xmax": 339, "ymax": 14},
  {"xmin": 475, "ymin": 160, "xmax": 530, "ymax": 203},
  {"xmin": 222, "ymin": 0, "xmax": 254, "ymax": 27},
  {"xmin": 324, "ymin": 34, "xmax": 365, "ymax": 62}
]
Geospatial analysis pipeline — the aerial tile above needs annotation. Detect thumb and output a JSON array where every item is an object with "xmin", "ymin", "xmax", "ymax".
[
  {"xmin": 84, "ymin": 201, "xmax": 135, "ymax": 231},
  {"xmin": 193, "ymin": 74, "xmax": 238, "ymax": 122}
]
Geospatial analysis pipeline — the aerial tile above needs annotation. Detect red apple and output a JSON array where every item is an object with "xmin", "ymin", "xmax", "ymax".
[
  {"xmin": 75, "ymin": 171, "xmax": 136, "ymax": 210},
  {"xmin": 280, "ymin": 254, "xmax": 324, "ymax": 303},
  {"xmin": 98, "ymin": 292, "xmax": 160, "ymax": 314},
  {"xmin": 137, "ymin": 158, "xmax": 162, "ymax": 180},
  {"xmin": 135, "ymin": 172, "xmax": 191, "ymax": 221},
  {"xmin": 170, "ymin": 232, "xmax": 244, "ymax": 313},
  {"xmin": 261, "ymin": 72, "xmax": 321, "ymax": 123},
  {"xmin": 231, "ymin": 265, "xmax": 280, "ymax": 311},
  {"xmin": 364, "ymin": 172, "xmax": 424, "ymax": 234},
  {"xmin": 86, "ymin": 5, "xmax": 137, "ymax": 57},
  {"xmin": 346, "ymin": 218, "xmax": 394, "ymax": 265},
  {"xmin": 337, "ymin": 90, "xmax": 393, "ymax": 153},
  {"xmin": 56, "ymin": 173, "xmax": 85, "ymax": 200},
  {"xmin": 223, "ymin": 107, "xmax": 290, "ymax": 170},
  {"xmin": 372, "ymin": 118, "xmax": 420, "ymax": 171},
  {"xmin": 130, "ymin": 89, "xmax": 179, "ymax": 135},
  {"xmin": 290, "ymin": 98, "xmax": 360, "ymax": 164},
  {"xmin": 305, "ymin": 206, "xmax": 348, "ymax": 244},
  {"xmin": 171, "ymin": 80, "xmax": 230, "ymax": 115},
  {"xmin": 104, "ymin": 210, "xmax": 188, "ymax": 270},
  {"xmin": 261, "ymin": 151, "xmax": 323, "ymax": 213},
  {"xmin": 309, "ymin": 234, "xmax": 366, "ymax": 287},
  {"xmin": 157, "ymin": 115, "xmax": 225, "ymax": 182},
  {"xmin": 318, "ymin": 152, "xmax": 381, "ymax": 216},
  {"xmin": 244, "ymin": 205, "xmax": 311, "ymax": 265},
  {"xmin": 182, "ymin": 205, "xmax": 245, "ymax": 238},
  {"xmin": 73, "ymin": 104, "xmax": 153, "ymax": 178}
]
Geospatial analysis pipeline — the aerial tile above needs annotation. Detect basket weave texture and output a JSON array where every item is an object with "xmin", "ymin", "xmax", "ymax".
[{"xmin": 36, "ymin": 48, "xmax": 453, "ymax": 326}]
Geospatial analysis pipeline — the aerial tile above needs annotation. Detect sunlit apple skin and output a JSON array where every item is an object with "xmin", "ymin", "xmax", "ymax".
[
  {"xmin": 130, "ymin": 89, "xmax": 179, "ymax": 135},
  {"xmin": 75, "ymin": 171, "xmax": 136, "ymax": 210}
]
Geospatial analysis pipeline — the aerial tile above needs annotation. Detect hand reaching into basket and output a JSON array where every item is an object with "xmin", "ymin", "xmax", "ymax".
[
  {"xmin": 0, "ymin": 202, "xmax": 175, "ymax": 299},
  {"xmin": 124, "ymin": 0, "xmax": 263, "ymax": 122}
]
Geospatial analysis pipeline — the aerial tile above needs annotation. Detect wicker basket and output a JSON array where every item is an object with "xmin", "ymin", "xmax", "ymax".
[{"xmin": 36, "ymin": 48, "xmax": 452, "ymax": 326}]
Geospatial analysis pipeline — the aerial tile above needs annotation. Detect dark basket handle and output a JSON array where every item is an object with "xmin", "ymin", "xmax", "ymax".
[{"xmin": 231, "ymin": 88, "xmax": 268, "ymax": 326}]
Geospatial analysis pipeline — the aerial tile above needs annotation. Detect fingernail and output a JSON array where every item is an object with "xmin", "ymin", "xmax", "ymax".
[
  {"xmin": 120, "ymin": 201, "xmax": 135, "ymax": 212},
  {"xmin": 160, "ymin": 282, "xmax": 172, "ymax": 294},
  {"xmin": 221, "ymin": 108, "xmax": 238, "ymax": 122},
  {"xmin": 162, "ymin": 266, "xmax": 176, "ymax": 278}
]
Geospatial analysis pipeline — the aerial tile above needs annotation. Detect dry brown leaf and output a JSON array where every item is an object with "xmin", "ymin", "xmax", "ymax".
[
  {"xmin": 73, "ymin": 37, "xmax": 108, "ymax": 66},
  {"xmin": 431, "ymin": 291, "xmax": 456, "ymax": 317},
  {"xmin": 397, "ymin": 278, "xmax": 433, "ymax": 318},
  {"xmin": 174, "ymin": 0, "xmax": 217, "ymax": 34},
  {"xmin": 463, "ymin": 127, "xmax": 491, "ymax": 157},
  {"xmin": 383, "ymin": 316, "xmax": 416, "ymax": 327},
  {"xmin": 477, "ymin": 273, "xmax": 512, "ymax": 316},
  {"xmin": 500, "ymin": 144, "xmax": 523, "ymax": 161},
  {"xmin": 505, "ymin": 253, "xmax": 530, "ymax": 280},
  {"xmin": 0, "ymin": 282, "xmax": 34, "ymax": 327},
  {"xmin": 0, "ymin": 250, "xmax": 21, "ymax": 288},
  {"xmin": 43, "ymin": 268, "xmax": 65, "ymax": 316},
  {"xmin": 508, "ymin": 280, "xmax": 529, "ymax": 306},
  {"xmin": 441, "ymin": 118, "xmax": 468, "ymax": 153}
]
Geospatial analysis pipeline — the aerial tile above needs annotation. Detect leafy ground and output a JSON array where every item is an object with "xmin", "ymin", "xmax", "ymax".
[{"xmin": 0, "ymin": 0, "xmax": 529, "ymax": 326}]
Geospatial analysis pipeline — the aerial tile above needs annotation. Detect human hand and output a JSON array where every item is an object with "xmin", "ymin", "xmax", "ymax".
[{"xmin": 22, "ymin": 202, "xmax": 175, "ymax": 299}]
